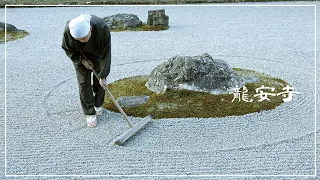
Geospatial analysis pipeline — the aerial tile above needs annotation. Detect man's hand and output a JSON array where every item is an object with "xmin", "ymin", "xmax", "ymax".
[
  {"xmin": 99, "ymin": 78, "xmax": 108, "ymax": 88},
  {"xmin": 81, "ymin": 59, "xmax": 93, "ymax": 69}
]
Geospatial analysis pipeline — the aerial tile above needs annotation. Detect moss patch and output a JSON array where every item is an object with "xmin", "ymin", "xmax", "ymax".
[
  {"xmin": 0, "ymin": 30, "xmax": 29, "ymax": 43},
  {"xmin": 110, "ymin": 24, "xmax": 169, "ymax": 32},
  {"xmin": 102, "ymin": 68, "xmax": 288, "ymax": 119}
]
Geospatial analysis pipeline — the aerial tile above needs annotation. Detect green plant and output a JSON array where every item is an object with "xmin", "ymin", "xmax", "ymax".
[
  {"xmin": 102, "ymin": 68, "xmax": 289, "ymax": 119},
  {"xmin": 110, "ymin": 24, "xmax": 169, "ymax": 32},
  {"xmin": 0, "ymin": 30, "xmax": 29, "ymax": 43}
]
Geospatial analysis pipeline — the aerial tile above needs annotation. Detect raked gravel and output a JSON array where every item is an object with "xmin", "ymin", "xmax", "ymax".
[{"xmin": 1, "ymin": 2, "xmax": 320, "ymax": 179}]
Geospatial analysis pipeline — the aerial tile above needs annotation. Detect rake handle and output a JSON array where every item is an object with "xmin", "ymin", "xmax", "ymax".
[
  {"xmin": 79, "ymin": 50, "xmax": 133, "ymax": 128},
  {"xmin": 91, "ymin": 70, "xmax": 133, "ymax": 128}
]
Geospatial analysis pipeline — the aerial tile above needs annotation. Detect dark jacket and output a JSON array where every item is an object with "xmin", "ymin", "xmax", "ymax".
[{"xmin": 62, "ymin": 15, "xmax": 111, "ymax": 78}]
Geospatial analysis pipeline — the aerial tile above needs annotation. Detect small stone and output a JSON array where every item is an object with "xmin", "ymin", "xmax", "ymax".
[
  {"xmin": 242, "ymin": 76, "xmax": 259, "ymax": 84},
  {"xmin": 117, "ymin": 96, "xmax": 150, "ymax": 108}
]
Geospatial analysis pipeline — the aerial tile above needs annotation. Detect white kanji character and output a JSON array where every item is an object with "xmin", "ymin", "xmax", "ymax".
[
  {"xmin": 230, "ymin": 87, "xmax": 241, "ymax": 102},
  {"xmin": 277, "ymin": 85, "xmax": 300, "ymax": 102},
  {"xmin": 242, "ymin": 86, "xmax": 253, "ymax": 102},
  {"xmin": 254, "ymin": 85, "xmax": 276, "ymax": 102}
]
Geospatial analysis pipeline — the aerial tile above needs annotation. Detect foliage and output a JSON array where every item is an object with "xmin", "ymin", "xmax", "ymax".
[
  {"xmin": 0, "ymin": 30, "xmax": 29, "ymax": 43},
  {"xmin": 103, "ymin": 68, "xmax": 288, "ymax": 119},
  {"xmin": 110, "ymin": 25, "xmax": 169, "ymax": 32}
]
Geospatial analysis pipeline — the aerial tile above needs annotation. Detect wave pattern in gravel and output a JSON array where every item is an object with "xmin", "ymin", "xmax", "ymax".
[{"xmin": 1, "ymin": 3, "xmax": 320, "ymax": 178}]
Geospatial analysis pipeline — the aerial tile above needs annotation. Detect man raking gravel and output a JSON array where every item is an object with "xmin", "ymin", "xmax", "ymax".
[
  {"xmin": 61, "ymin": 14, "xmax": 152, "ymax": 145},
  {"xmin": 62, "ymin": 14, "xmax": 111, "ymax": 128}
]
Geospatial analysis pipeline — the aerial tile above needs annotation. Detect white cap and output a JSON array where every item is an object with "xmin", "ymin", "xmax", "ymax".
[{"xmin": 69, "ymin": 14, "xmax": 91, "ymax": 39}]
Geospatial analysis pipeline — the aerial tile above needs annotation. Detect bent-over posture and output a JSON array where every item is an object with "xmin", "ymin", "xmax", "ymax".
[{"xmin": 62, "ymin": 14, "xmax": 111, "ymax": 127}]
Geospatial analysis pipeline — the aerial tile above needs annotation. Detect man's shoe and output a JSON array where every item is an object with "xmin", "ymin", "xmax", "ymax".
[
  {"xmin": 94, "ymin": 106, "xmax": 103, "ymax": 116},
  {"xmin": 87, "ymin": 115, "xmax": 97, "ymax": 128}
]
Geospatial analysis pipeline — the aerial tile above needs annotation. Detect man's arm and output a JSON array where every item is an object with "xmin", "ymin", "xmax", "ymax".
[
  {"xmin": 61, "ymin": 27, "xmax": 82, "ymax": 65},
  {"xmin": 96, "ymin": 25, "xmax": 111, "ymax": 79}
]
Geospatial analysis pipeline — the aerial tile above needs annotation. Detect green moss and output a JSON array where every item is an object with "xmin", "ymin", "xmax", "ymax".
[
  {"xmin": 0, "ymin": 30, "xmax": 29, "ymax": 43},
  {"xmin": 110, "ymin": 25, "xmax": 169, "ymax": 32},
  {"xmin": 103, "ymin": 68, "xmax": 289, "ymax": 119}
]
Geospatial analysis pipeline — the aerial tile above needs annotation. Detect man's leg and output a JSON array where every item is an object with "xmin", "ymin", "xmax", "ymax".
[
  {"xmin": 92, "ymin": 74, "xmax": 106, "ymax": 108},
  {"xmin": 74, "ymin": 64, "xmax": 96, "ymax": 115}
]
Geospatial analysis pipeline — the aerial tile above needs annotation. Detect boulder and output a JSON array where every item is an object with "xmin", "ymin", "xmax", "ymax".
[
  {"xmin": 117, "ymin": 96, "xmax": 149, "ymax": 108},
  {"xmin": 0, "ymin": 22, "xmax": 24, "ymax": 32},
  {"xmin": 103, "ymin": 14, "xmax": 142, "ymax": 29},
  {"xmin": 147, "ymin": 9, "xmax": 169, "ymax": 27},
  {"xmin": 146, "ymin": 53, "xmax": 244, "ymax": 94}
]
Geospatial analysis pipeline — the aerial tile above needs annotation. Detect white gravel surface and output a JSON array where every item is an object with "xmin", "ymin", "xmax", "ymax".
[{"xmin": 1, "ymin": 2, "xmax": 320, "ymax": 179}]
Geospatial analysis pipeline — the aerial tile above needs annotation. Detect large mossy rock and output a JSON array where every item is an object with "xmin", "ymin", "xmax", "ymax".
[
  {"xmin": 0, "ymin": 22, "xmax": 24, "ymax": 32},
  {"xmin": 103, "ymin": 14, "xmax": 142, "ymax": 29},
  {"xmin": 146, "ymin": 53, "xmax": 243, "ymax": 94}
]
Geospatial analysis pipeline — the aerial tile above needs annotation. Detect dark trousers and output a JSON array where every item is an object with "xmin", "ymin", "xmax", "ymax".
[{"xmin": 74, "ymin": 64, "xmax": 105, "ymax": 115}]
